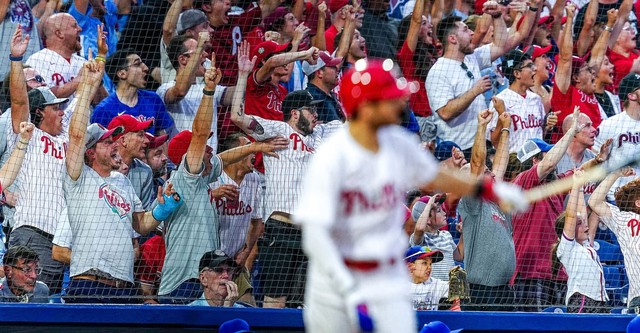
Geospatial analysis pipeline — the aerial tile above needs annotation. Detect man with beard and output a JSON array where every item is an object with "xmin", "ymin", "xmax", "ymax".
[
  {"xmin": 1, "ymin": 246, "xmax": 49, "ymax": 303},
  {"xmin": 510, "ymin": 107, "xmax": 584, "ymax": 312},
  {"xmin": 231, "ymin": 54, "xmax": 342, "ymax": 307},
  {"xmin": 426, "ymin": 2, "xmax": 511, "ymax": 157},
  {"xmin": 143, "ymin": 133, "xmax": 169, "ymax": 187}
]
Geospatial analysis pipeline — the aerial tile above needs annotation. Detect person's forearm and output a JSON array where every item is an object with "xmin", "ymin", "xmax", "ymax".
[
  {"xmin": 229, "ymin": 73, "xmax": 253, "ymax": 132},
  {"xmin": 538, "ymin": 127, "xmax": 576, "ymax": 177},
  {"xmin": 490, "ymin": 13, "xmax": 508, "ymax": 61},
  {"xmin": 430, "ymin": 0, "xmax": 443, "ymax": 33},
  {"xmin": 0, "ymin": 136, "xmax": 28, "ymax": 188},
  {"xmin": 453, "ymin": 235, "xmax": 464, "ymax": 261},
  {"xmin": 588, "ymin": 173, "xmax": 617, "ymax": 215},
  {"xmin": 492, "ymin": 130, "xmax": 509, "ymax": 181},
  {"xmin": 218, "ymin": 141, "xmax": 263, "ymax": 165},
  {"xmin": 438, "ymin": 89, "xmax": 479, "ymax": 121},
  {"xmin": 267, "ymin": 50, "xmax": 310, "ymax": 68},
  {"xmin": 51, "ymin": 245, "xmax": 71, "ymax": 264},
  {"xmin": 312, "ymin": 13, "xmax": 327, "ymax": 50},
  {"xmin": 549, "ymin": 0, "xmax": 565, "ymax": 41},
  {"xmin": 172, "ymin": 45, "xmax": 204, "ymax": 100},
  {"xmin": 470, "ymin": 123, "xmax": 487, "ymax": 177},
  {"xmin": 563, "ymin": 186, "xmax": 580, "ymax": 237},
  {"xmin": 10, "ymin": 59, "xmax": 28, "ymax": 133},
  {"xmin": 134, "ymin": 211, "xmax": 161, "ymax": 235},
  {"xmin": 335, "ymin": 16, "xmax": 355, "ymax": 59},
  {"xmin": 50, "ymin": 79, "xmax": 81, "ymax": 98},
  {"xmin": 162, "ymin": 0, "xmax": 183, "ymax": 44},
  {"xmin": 0, "ymin": 0, "xmax": 10, "ymax": 23},
  {"xmin": 471, "ymin": 14, "xmax": 491, "ymax": 47}
]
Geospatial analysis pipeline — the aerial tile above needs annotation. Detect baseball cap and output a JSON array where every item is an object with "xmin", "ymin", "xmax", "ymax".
[
  {"xmin": 618, "ymin": 73, "xmax": 640, "ymax": 103},
  {"xmin": 524, "ymin": 44, "xmax": 552, "ymax": 60},
  {"xmin": 538, "ymin": 16, "xmax": 554, "ymax": 27},
  {"xmin": 404, "ymin": 246, "xmax": 444, "ymax": 264},
  {"xmin": 302, "ymin": 51, "xmax": 343, "ymax": 76},
  {"xmin": 85, "ymin": 123, "xmax": 124, "ymax": 149},
  {"xmin": 167, "ymin": 130, "xmax": 213, "ymax": 165},
  {"xmin": 107, "ymin": 114, "xmax": 153, "ymax": 137},
  {"xmin": 263, "ymin": 7, "xmax": 290, "ymax": 29},
  {"xmin": 339, "ymin": 59, "xmax": 413, "ymax": 118},
  {"xmin": 502, "ymin": 48, "xmax": 533, "ymax": 82},
  {"xmin": 463, "ymin": 15, "xmax": 482, "ymax": 32},
  {"xmin": 28, "ymin": 87, "xmax": 68, "ymax": 111},
  {"xmin": 411, "ymin": 194, "xmax": 447, "ymax": 221},
  {"xmin": 281, "ymin": 90, "xmax": 323, "ymax": 114},
  {"xmin": 517, "ymin": 138, "xmax": 554, "ymax": 163},
  {"xmin": 176, "ymin": 9, "xmax": 208, "ymax": 35},
  {"xmin": 219, "ymin": 319, "xmax": 254, "ymax": 333},
  {"xmin": 145, "ymin": 133, "xmax": 169, "ymax": 149},
  {"xmin": 251, "ymin": 40, "xmax": 291, "ymax": 66},
  {"xmin": 434, "ymin": 140, "xmax": 461, "ymax": 161},
  {"xmin": 419, "ymin": 321, "xmax": 463, "ymax": 333},
  {"xmin": 329, "ymin": 0, "xmax": 349, "ymax": 13},
  {"xmin": 628, "ymin": 315, "xmax": 640, "ymax": 333},
  {"xmin": 199, "ymin": 249, "xmax": 238, "ymax": 272}
]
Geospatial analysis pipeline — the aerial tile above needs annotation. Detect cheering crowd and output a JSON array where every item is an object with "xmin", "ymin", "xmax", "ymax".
[{"xmin": 0, "ymin": 0, "xmax": 639, "ymax": 315}]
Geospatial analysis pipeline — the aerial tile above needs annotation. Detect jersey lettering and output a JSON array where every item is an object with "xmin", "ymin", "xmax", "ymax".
[
  {"xmin": 617, "ymin": 131, "xmax": 640, "ymax": 148},
  {"xmin": 290, "ymin": 133, "xmax": 315, "ymax": 152},
  {"xmin": 628, "ymin": 219, "xmax": 640, "ymax": 237},
  {"xmin": 340, "ymin": 184, "xmax": 398, "ymax": 216},
  {"xmin": 215, "ymin": 197, "xmax": 253, "ymax": 216},
  {"xmin": 51, "ymin": 73, "xmax": 67, "ymax": 86},
  {"xmin": 41, "ymin": 136, "xmax": 67, "ymax": 160},
  {"xmin": 266, "ymin": 91, "xmax": 282, "ymax": 112},
  {"xmin": 231, "ymin": 26, "xmax": 242, "ymax": 56},
  {"xmin": 511, "ymin": 114, "xmax": 543, "ymax": 131},
  {"xmin": 98, "ymin": 184, "xmax": 131, "ymax": 218}
]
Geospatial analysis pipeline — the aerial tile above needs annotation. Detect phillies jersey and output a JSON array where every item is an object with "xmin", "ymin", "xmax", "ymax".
[
  {"xmin": 209, "ymin": 171, "xmax": 263, "ymax": 257},
  {"xmin": 250, "ymin": 117, "xmax": 342, "ymax": 218},
  {"xmin": 245, "ymin": 70, "xmax": 288, "ymax": 121},
  {"xmin": 294, "ymin": 125, "xmax": 438, "ymax": 261},
  {"xmin": 488, "ymin": 89, "xmax": 545, "ymax": 153},
  {"xmin": 600, "ymin": 204, "xmax": 640, "ymax": 303},
  {"xmin": 550, "ymin": 84, "xmax": 601, "ymax": 143},
  {"xmin": 26, "ymin": 49, "xmax": 86, "ymax": 107},
  {"xmin": 8, "ymin": 127, "xmax": 68, "ymax": 235}
]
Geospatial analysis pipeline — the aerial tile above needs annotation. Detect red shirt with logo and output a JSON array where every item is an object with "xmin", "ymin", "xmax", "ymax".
[
  {"xmin": 550, "ymin": 84, "xmax": 602, "ymax": 143},
  {"xmin": 607, "ymin": 48, "xmax": 640, "ymax": 94}
]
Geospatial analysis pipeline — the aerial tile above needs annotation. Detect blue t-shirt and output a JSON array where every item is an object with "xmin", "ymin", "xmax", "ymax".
[
  {"xmin": 91, "ymin": 90, "xmax": 175, "ymax": 134},
  {"xmin": 69, "ymin": 0, "xmax": 118, "ymax": 59}
]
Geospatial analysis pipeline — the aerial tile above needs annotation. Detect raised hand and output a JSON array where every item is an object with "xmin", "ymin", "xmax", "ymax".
[
  {"xmin": 292, "ymin": 23, "xmax": 311, "ymax": 47},
  {"xmin": 606, "ymin": 8, "xmax": 618, "ymax": 27},
  {"xmin": 615, "ymin": 166, "xmax": 636, "ymax": 178},
  {"xmin": 570, "ymin": 106, "xmax": 585, "ymax": 133},
  {"xmin": 492, "ymin": 96, "xmax": 506, "ymax": 115},
  {"xmin": 318, "ymin": 1, "xmax": 327, "ymax": 19},
  {"xmin": 304, "ymin": 47, "xmax": 320, "ymax": 64},
  {"xmin": 597, "ymin": 138, "xmax": 613, "ymax": 163},
  {"xmin": 483, "ymin": 1, "xmax": 500, "ymax": 16},
  {"xmin": 10, "ymin": 26, "xmax": 30, "ymax": 58},
  {"xmin": 18, "ymin": 122, "xmax": 35, "ymax": 142},
  {"xmin": 546, "ymin": 111, "xmax": 558, "ymax": 131},
  {"xmin": 237, "ymin": 40, "xmax": 257, "ymax": 76},
  {"xmin": 82, "ymin": 50, "xmax": 104, "ymax": 87},
  {"xmin": 152, "ymin": 182, "xmax": 184, "ymax": 221},
  {"xmin": 473, "ymin": 76, "xmax": 492, "ymax": 96},
  {"xmin": 211, "ymin": 184, "xmax": 240, "ymax": 201},
  {"xmin": 223, "ymin": 281, "xmax": 239, "ymax": 306},
  {"xmin": 197, "ymin": 30, "xmax": 211, "ymax": 49},
  {"xmin": 97, "ymin": 24, "xmax": 108, "ymax": 57},
  {"xmin": 204, "ymin": 53, "xmax": 222, "ymax": 90},
  {"xmin": 566, "ymin": 3, "xmax": 576, "ymax": 19},
  {"xmin": 477, "ymin": 108, "xmax": 493, "ymax": 126},
  {"xmin": 498, "ymin": 111, "xmax": 511, "ymax": 129},
  {"xmin": 256, "ymin": 136, "xmax": 289, "ymax": 158}
]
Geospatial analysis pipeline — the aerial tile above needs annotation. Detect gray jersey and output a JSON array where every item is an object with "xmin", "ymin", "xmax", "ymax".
[
  {"xmin": 0, "ymin": 277, "xmax": 49, "ymax": 303},
  {"xmin": 127, "ymin": 159, "xmax": 155, "ymax": 210},
  {"xmin": 458, "ymin": 196, "xmax": 515, "ymax": 286},
  {"xmin": 556, "ymin": 150, "xmax": 597, "ymax": 202},
  {"xmin": 158, "ymin": 155, "xmax": 222, "ymax": 296},
  {"xmin": 64, "ymin": 165, "xmax": 143, "ymax": 283}
]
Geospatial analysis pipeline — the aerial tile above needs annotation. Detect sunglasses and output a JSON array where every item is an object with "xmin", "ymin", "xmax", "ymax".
[
  {"xmin": 26, "ymin": 75, "xmax": 45, "ymax": 84},
  {"xmin": 460, "ymin": 62, "xmax": 474, "ymax": 80}
]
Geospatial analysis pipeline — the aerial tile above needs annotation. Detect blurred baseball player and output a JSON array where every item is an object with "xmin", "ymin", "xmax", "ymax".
[{"xmin": 294, "ymin": 59, "xmax": 528, "ymax": 333}]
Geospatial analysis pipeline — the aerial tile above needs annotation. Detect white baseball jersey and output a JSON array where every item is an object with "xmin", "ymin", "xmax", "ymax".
[
  {"xmin": 8, "ymin": 127, "xmax": 68, "ymax": 235},
  {"xmin": 25, "ymin": 49, "xmax": 85, "ymax": 106},
  {"xmin": 410, "ymin": 277, "xmax": 449, "ymax": 310},
  {"xmin": 209, "ymin": 171, "xmax": 263, "ymax": 257},
  {"xmin": 487, "ymin": 89, "xmax": 546, "ymax": 153},
  {"xmin": 557, "ymin": 233, "xmax": 608, "ymax": 305},
  {"xmin": 250, "ymin": 117, "xmax": 342, "ymax": 217},
  {"xmin": 600, "ymin": 204, "xmax": 640, "ymax": 303},
  {"xmin": 593, "ymin": 112, "xmax": 640, "ymax": 200}
]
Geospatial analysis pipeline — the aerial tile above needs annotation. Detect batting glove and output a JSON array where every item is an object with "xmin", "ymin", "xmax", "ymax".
[{"xmin": 152, "ymin": 192, "xmax": 184, "ymax": 221}]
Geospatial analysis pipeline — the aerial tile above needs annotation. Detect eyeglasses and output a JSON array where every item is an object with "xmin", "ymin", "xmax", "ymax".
[
  {"xmin": 11, "ymin": 265, "xmax": 43, "ymax": 276},
  {"xmin": 516, "ymin": 63, "xmax": 536, "ymax": 71},
  {"xmin": 460, "ymin": 62, "xmax": 474, "ymax": 80},
  {"xmin": 299, "ymin": 106, "xmax": 318, "ymax": 114},
  {"xmin": 201, "ymin": 267, "xmax": 237, "ymax": 275},
  {"xmin": 123, "ymin": 59, "xmax": 145, "ymax": 69},
  {"xmin": 26, "ymin": 75, "xmax": 45, "ymax": 84}
]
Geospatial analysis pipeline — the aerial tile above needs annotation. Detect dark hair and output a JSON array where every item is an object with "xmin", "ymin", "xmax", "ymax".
[
  {"xmin": 397, "ymin": 16, "xmax": 437, "ymax": 80},
  {"xmin": 3, "ymin": 245, "xmax": 39, "ymax": 266},
  {"xmin": 436, "ymin": 16, "xmax": 463, "ymax": 51},
  {"xmin": 406, "ymin": 190, "xmax": 421, "ymax": 207},
  {"xmin": 218, "ymin": 132, "xmax": 248, "ymax": 153},
  {"xmin": 106, "ymin": 48, "xmax": 138, "ymax": 84},
  {"xmin": 167, "ymin": 35, "xmax": 194, "ymax": 70},
  {"xmin": 615, "ymin": 179, "xmax": 640, "ymax": 214},
  {"xmin": 550, "ymin": 212, "xmax": 567, "ymax": 278}
]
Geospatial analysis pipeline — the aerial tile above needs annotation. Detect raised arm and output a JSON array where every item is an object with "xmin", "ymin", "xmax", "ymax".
[
  {"xmin": 230, "ymin": 41, "xmax": 262, "ymax": 135},
  {"xmin": 563, "ymin": 171, "xmax": 584, "ymax": 240},
  {"xmin": 492, "ymin": 105, "xmax": 511, "ymax": 181},
  {"xmin": 505, "ymin": 0, "xmax": 542, "ymax": 51},
  {"xmin": 537, "ymin": 106, "xmax": 581, "ymax": 179},
  {"xmin": 164, "ymin": 31, "xmax": 209, "ymax": 104},
  {"xmin": 412, "ymin": 195, "xmax": 437, "ymax": 245},
  {"xmin": 0, "ymin": 122, "xmax": 34, "ymax": 189},
  {"xmin": 37, "ymin": 0, "xmax": 60, "ymax": 42},
  {"xmin": 576, "ymin": 0, "xmax": 599, "ymax": 57},
  {"xmin": 589, "ymin": 9, "xmax": 617, "ymax": 69},
  {"xmin": 405, "ymin": 0, "xmax": 425, "ymax": 53},
  {"xmin": 290, "ymin": 23, "xmax": 311, "ymax": 52},
  {"xmin": 486, "ymin": 2, "xmax": 509, "ymax": 62},
  {"xmin": 555, "ymin": 3, "xmax": 576, "ymax": 95},
  {"xmin": 334, "ymin": 6, "xmax": 356, "ymax": 59},
  {"xmin": 471, "ymin": 109, "xmax": 493, "ymax": 177},
  {"xmin": 608, "ymin": 0, "xmax": 633, "ymax": 49},
  {"xmin": 256, "ymin": 47, "xmax": 319, "ymax": 83},
  {"xmin": 549, "ymin": 0, "xmax": 565, "ymax": 42},
  {"xmin": 9, "ymin": 26, "xmax": 30, "ymax": 134},
  {"xmin": 311, "ymin": 2, "xmax": 327, "ymax": 50},
  {"xmin": 489, "ymin": 96, "xmax": 506, "ymax": 147},
  {"xmin": 0, "ymin": 0, "xmax": 9, "ymax": 23},
  {"xmin": 588, "ymin": 167, "xmax": 635, "ymax": 217},
  {"xmin": 430, "ymin": 0, "xmax": 443, "ymax": 36},
  {"xmin": 162, "ymin": 0, "xmax": 184, "ymax": 46}
]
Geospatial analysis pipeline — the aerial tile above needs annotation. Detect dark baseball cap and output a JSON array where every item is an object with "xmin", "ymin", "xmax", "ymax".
[
  {"xmin": 502, "ymin": 48, "xmax": 533, "ymax": 82},
  {"xmin": 86, "ymin": 123, "xmax": 124, "ymax": 149},
  {"xmin": 199, "ymin": 250, "xmax": 238, "ymax": 272},
  {"xmin": 434, "ymin": 140, "xmax": 461, "ymax": 161},
  {"xmin": 618, "ymin": 73, "xmax": 640, "ymax": 103},
  {"xmin": 282, "ymin": 90, "xmax": 323, "ymax": 115},
  {"xmin": 28, "ymin": 87, "xmax": 68, "ymax": 112},
  {"xmin": 176, "ymin": 9, "xmax": 208, "ymax": 35}
]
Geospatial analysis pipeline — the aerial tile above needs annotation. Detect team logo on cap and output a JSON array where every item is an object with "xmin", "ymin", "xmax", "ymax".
[
  {"xmin": 258, "ymin": 47, "xmax": 265, "ymax": 54},
  {"xmin": 98, "ymin": 184, "xmax": 131, "ymax": 218}
]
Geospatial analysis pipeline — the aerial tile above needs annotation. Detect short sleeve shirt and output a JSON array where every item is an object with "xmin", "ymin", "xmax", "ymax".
[
  {"xmin": 91, "ymin": 90, "xmax": 174, "ymax": 135},
  {"xmin": 550, "ymin": 84, "xmax": 601, "ymax": 143}
]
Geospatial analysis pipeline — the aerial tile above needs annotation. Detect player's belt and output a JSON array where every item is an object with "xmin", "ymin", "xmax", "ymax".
[
  {"xmin": 269, "ymin": 212, "xmax": 292, "ymax": 224},
  {"xmin": 72, "ymin": 274, "xmax": 134, "ymax": 289},
  {"xmin": 343, "ymin": 258, "xmax": 397, "ymax": 271}
]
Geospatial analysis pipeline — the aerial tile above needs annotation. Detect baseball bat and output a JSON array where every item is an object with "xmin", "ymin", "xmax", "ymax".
[{"xmin": 524, "ymin": 155, "xmax": 640, "ymax": 204}]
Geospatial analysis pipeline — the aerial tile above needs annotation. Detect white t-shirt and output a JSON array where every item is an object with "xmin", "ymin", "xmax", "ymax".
[
  {"xmin": 209, "ymin": 171, "xmax": 263, "ymax": 257},
  {"xmin": 25, "ymin": 49, "xmax": 86, "ymax": 107},
  {"xmin": 8, "ymin": 127, "xmax": 68, "ymax": 235},
  {"xmin": 410, "ymin": 277, "xmax": 449, "ymax": 310},
  {"xmin": 156, "ymin": 81, "xmax": 226, "ymax": 152},
  {"xmin": 426, "ymin": 45, "xmax": 492, "ymax": 150},
  {"xmin": 251, "ymin": 117, "xmax": 342, "ymax": 217},
  {"xmin": 488, "ymin": 89, "xmax": 545, "ymax": 153},
  {"xmin": 593, "ymin": 111, "xmax": 640, "ymax": 200},
  {"xmin": 557, "ymin": 232, "xmax": 608, "ymax": 305},
  {"xmin": 600, "ymin": 204, "xmax": 640, "ymax": 303}
]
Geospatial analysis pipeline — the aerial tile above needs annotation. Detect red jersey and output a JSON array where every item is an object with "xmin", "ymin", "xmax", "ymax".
[
  {"xmin": 245, "ymin": 70, "xmax": 287, "ymax": 120},
  {"xmin": 245, "ymin": 26, "xmax": 265, "ymax": 52},
  {"xmin": 550, "ymin": 83, "xmax": 601, "ymax": 143},
  {"xmin": 136, "ymin": 235, "xmax": 166, "ymax": 286},
  {"xmin": 607, "ymin": 48, "xmax": 640, "ymax": 94},
  {"xmin": 325, "ymin": 25, "xmax": 339, "ymax": 54},
  {"xmin": 210, "ymin": 5, "xmax": 262, "ymax": 86},
  {"xmin": 397, "ymin": 41, "xmax": 432, "ymax": 117}
]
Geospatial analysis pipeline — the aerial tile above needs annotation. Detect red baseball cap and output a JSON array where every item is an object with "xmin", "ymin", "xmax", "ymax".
[
  {"xmin": 107, "ymin": 114, "xmax": 152, "ymax": 138},
  {"xmin": 524, "ymin": 44, "xmax": 552, "ymax": 60},
  {"xmin": 329, "ymin": 0, "xmax": 349, "ymax": 13},
  {"xmin": 339, "ymin": 59, "xmax": 413, "ymax": 118},
  {"xmin": 145, "ymin": 133, "xmax": 169, "ymax": 149},
  {"xmin": 251, "ymin": 41, "xmax": 291, "ymax": 66},
  {"xmin": 167, "ymin": 130, "xmax": 213, "ymax": 165},
  {"xmin": 263, "ymin": 6, "xmax": 290, "ymax": 29}
]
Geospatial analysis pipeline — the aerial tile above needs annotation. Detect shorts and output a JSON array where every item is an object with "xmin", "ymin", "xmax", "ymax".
[
  {"xmin": 234, "ymin": 266, "xmax": 253, "ymax": 297},
  {"xmin": 257, "ymin": 218, "xmax": 307, "ymax": 301}
]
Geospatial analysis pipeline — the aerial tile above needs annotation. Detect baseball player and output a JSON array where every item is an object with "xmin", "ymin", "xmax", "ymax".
[
  {"xmin": 294, "ymin": 59, "xmax": 528, "ymax": 333},
  {"xmin": 589, "ymin": 167, "xmax": 640, "ymax": 314}
]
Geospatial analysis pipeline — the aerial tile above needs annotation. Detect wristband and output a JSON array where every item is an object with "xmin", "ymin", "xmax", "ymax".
[
  {"xmin": 203, "ymin": 89, "xmax": 215, "ymax": 96},
  {"xmin": 9, "ymin": 55, "xmax": 23, "ymax": 62},
  {"xmin": 15, "ymin": 146, "xmax": 27, "ymax": 151},
  {"xmin": 95, "ymin": 56, "xmax": 106, "ymax": 63},
  {"xmin": 151, "ymin": 192, "xmax": 184, "ymax": 221},
  {"xmin": 529, "ymin": 6, "xmax": 539, "ymax": 12},
  {"xmin": 500, "ymin": 128, "xmax": 510, "ymax": 134},
  {"xmin": 604, "ymin": 26, "xmax": 613, "ymax": 32}
]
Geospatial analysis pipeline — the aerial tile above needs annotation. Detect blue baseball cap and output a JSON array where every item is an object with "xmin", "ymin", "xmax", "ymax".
[
  {"xmin": 434, "ymin": 141, "xmax": 462, "ymax": 161},
  {"xmin": 628, "ymin": 315, "xmax": 640, "ymax": 333},
  {"xmin": 219, "ymin": 319, "xmax": 254, "ymax": 333},
  {"xmin": 419, "ymin": 321, "xmax": 463, "ymax": 333},
  {"xmin": 404, "ymin": 246, "xmax": 444, "ymax": 264}
]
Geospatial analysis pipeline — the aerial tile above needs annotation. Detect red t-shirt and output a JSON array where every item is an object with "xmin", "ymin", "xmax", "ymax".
[
  {"xmin": 510, "ymin": 166, "xmax": 569, "ymax": 283},
  {"xmin": 210, "ymin": 5, "xmax": 262, "ymax": 86},
  {"xmin": 245, "ymin": 26, "xmax": 265, "ymax": 51},
  {"xmin": 325, "ymin": 25, "xmax": 339, "ymax": 54},
  {"xmin": 397, "ymin": 41, "xmax": 432, "ymax": 117},
  {"xmin": 550, "ymin": 83, "xmax": 601, "ymax": 143},
  {"xmin": 607, "ymin": 48, "xmax": 640, "ymax": 94},
  {"xmin": 136, "ymin": 235, "xmax": 165, "ymax": 286}
]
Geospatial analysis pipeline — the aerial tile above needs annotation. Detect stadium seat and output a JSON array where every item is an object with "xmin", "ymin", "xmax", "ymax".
[
  {"xmin": 595, "ymin": 224, "xmax": 617, "ymax": 243},
  {"xmin": 603, "ymin": 265, "xmax": 623, "ymax": 289},
  {"xmin": 595, "ymin": 240, "xmax": 624, "ymax": 264}
]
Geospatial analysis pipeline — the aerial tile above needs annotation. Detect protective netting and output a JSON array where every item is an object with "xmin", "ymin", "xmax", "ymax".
[{"xmin": 0, "ymin": 0, "xmax": 638, "ymax": 315}]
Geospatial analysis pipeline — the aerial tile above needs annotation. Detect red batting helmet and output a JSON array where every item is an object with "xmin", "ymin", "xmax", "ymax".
[{"xmin": 339, "ymin": 59, "xmax": 415, "ymax": 118}]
